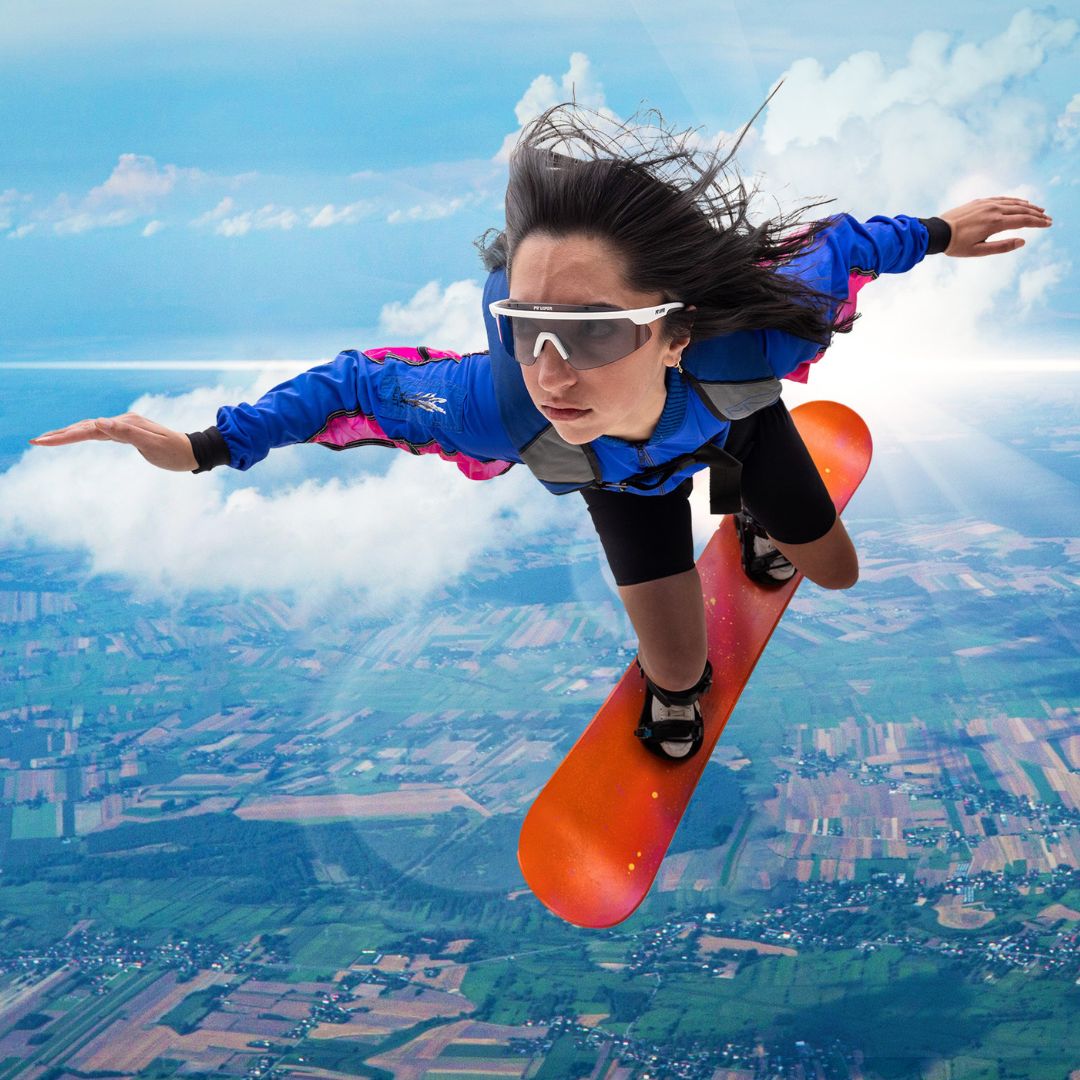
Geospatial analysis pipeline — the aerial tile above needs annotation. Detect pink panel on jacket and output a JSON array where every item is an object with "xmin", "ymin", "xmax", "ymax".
[
  {"xmin": 310, "ymin": 344, "xmax": 514, "ymax": 481},
  {"xmin": 784, "ymin": 270, "xmax": 875, "ymax": 384},
  {"xmin": 364, "ymin": 346, "xmax": 461, "ymax": 365}
]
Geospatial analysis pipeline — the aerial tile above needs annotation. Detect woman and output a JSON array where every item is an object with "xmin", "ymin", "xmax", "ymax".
[{"xmin": 28, "ymin": 99, "xmax": 1051, "ymax": 763}]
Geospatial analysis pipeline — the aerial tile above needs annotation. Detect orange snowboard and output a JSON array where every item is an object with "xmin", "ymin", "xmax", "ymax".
[{"xmin": 517, "ymin": 400, "xmax": 872, "ymax": 928}]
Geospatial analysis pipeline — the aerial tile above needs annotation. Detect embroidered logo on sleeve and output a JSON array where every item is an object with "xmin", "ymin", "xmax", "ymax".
[
  {"xmin": 400, "ymin": 390, "xmax": 447, "ymax": 415},
  {"xmin": 378, "ymin": 373, "xmax": 464, "ymax": 431}
]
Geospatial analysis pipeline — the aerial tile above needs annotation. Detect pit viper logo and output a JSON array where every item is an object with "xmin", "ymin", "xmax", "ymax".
[{"xmin": 400, "ymin": 390, "xmax": 447, "ymax": 415}]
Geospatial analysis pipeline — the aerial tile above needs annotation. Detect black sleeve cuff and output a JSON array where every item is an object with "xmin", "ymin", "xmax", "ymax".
[
  {"xmin": 186, "ymin": 426, "xmax": 232, "ymax": 473},
  {"xmin": 918, "ymin": 216, "xmax": 952, "ymax": 255}
]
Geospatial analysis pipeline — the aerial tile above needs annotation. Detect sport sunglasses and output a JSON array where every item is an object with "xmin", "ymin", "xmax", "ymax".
[{"xmin": 488, "ymin": 299, "xmax": 686, "ymax": 370}]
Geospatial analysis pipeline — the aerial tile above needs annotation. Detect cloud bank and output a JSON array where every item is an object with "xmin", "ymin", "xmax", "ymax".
[
  {"xmin": 746, "ymin": 10, "xmax": 1074, "ymax": 365},
  {"xmin": 2, "ymin": 285, "xmax": 579, "ymax": 611},
  {"xmin": 1, "ymin": 428, "xmax": 571, "ymax": 615}
]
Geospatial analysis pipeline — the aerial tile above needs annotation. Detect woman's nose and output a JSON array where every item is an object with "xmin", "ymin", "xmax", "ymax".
[{"xmin": 534, "ymin": 339, "xmax": 577, "ymax": 390}]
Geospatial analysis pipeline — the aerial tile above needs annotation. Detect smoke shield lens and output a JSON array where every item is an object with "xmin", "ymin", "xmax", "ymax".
[{"xmin": 496, "ymin": 313, "xmax": 651, "ymax": 370}]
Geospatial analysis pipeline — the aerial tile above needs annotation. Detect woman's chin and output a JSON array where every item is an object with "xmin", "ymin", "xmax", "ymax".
[{"xmin": 550, "ymin": 419, "xmax": 599, "ymax": 445}]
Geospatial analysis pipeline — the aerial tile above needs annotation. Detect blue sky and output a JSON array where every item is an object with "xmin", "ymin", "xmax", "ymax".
[{"xmin": 1, "ymin": 0, "xmax": 1077, "ymax": 364}]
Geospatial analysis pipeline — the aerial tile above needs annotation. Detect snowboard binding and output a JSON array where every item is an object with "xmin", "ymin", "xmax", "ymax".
[
  {"xmin": 634, "ymin": 658, "xmax": 714, "ymax": 762},
  {"xmin": 734, "ymin": 509, "xmax": 796, "ymax": 586}
]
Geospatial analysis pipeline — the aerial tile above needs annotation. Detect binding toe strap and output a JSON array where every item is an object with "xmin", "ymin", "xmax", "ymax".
[{"xmin": 634, "ymin": 714, "xmax": 702, "ymax": 742}]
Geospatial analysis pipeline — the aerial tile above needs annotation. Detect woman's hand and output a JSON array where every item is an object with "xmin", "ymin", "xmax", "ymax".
[
  {"xmin": 938, "ymin": 197, "xmax": 1052, "ymax": 257},
  {"xmin": 29, "ymin": 414, "xmax": 199, "ymax": 472}
]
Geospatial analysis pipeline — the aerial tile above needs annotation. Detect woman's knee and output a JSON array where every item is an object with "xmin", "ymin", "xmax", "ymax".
[
  {"xmin": 772, "ymin": 516, "xmax": 859, "ymax": 591},
  {"xmin": 810, "ymin": 558, "xmax": 859, "ymax": 590}
]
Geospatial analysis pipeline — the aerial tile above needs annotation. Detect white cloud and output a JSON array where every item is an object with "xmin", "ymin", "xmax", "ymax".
[
  {"xmin": 1, "ymin": 372, "xmax": 572, "ymax": 613},
  {"xmin": 192, "ymin": 197, "xmax": 379, "ymax": 234},
  {"xmin": 760, "ymin": 12, "xmax": 1078, "ymax": 154},
  {"xmin": 1054, "ymin": 91, "xmax": 1080, "ymax": 151},
  {"xmin": 142, "ymin": 219, "xmax": 164, "ymax": 237},
  {"xmin": 88, "ymin": 153, "xmax": 201, "ymax": 205},
  {"xmin": 0, "ymin": 189, "xmax": 20, "ymax": 230},
  {"xmin": 387, "ymin": 194, "xmax": 477, "ymax": 224},
  {"xmin": 748, "ymin": 31, "xmax": 1076, "ymax": 215},
  {"xmin": 376, "ymin": 279, "xmax": 488, "ymax": 354},
  {"xmin": 308, "ymin": 200, "xmax": 376, "ymax": 228},
  {"xmin": 47, "ymin": 153, "xmax": 204, "ymax": 235},
  {"xmin": 53, "ymin": 203, "xmax": 139, "ymax": 236},
  {"xmin": 746, "ymin": 10, "xmax": 1078, "ymax": 215},
  {"xmin": 1016, "ymin": 256, "xmax": 1069, "ymax": 316},
  {"xmin": 7, "ymin": 224, "xmax": 35, "ymax": 239},
  {"xmin": 213, "ymin": 203, "xmax": 301, "ymax": 237},
  {"xmin": 494, "ymin": 51, "xmax": 623, "ymax": 163},
  {"xmin": 192, "ymin": 196, "xmax": 236, "ymax": 226},
  {"xmin": 718, "ymin": 8, "xmax": 1077, "ymax": 367}
]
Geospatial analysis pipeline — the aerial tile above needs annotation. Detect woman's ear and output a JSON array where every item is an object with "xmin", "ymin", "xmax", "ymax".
[
  {"xmin": 664, "ymin": 337, "xmax": 691, "ymax": 368},
  {"xmin": 664, "ymin": 305, "xmax": 695, "ymax": 365}
]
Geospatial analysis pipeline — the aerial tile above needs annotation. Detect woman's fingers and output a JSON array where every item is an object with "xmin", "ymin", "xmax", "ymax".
[
  {"xmin": 33, "ymin": 413, "xmax": 147, "ymax": 444},
  {"xmin": 995, "ymin": 196, "xmax": 1044, "ymax": 210},
  {"xmin": 30, "ymin": 418, "xmax": 119, "ymax": 445}
]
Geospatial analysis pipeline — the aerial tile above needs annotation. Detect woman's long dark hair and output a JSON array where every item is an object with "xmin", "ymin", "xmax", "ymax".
[{"xmin": 474, "ymin": 81, "xmax": 858, "ymax": 349}]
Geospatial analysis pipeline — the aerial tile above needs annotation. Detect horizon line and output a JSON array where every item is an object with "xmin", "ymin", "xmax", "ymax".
[{"xmin": 0, "ymin": 357, "xmax": 1078, "ymax": 373}]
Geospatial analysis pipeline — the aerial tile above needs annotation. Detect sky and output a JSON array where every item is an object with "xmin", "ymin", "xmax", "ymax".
[
  {"xmin": 1, "ymin": 1, "xmax": 1077, "ymax": 609},
  {"xmin": 0, "ymin": 0, "xmax": 1076, "ymax": 364}
]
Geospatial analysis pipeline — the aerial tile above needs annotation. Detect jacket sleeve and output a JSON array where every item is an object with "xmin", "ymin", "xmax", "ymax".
[
  {"xmin": 757, "ymin": 213, "xmax": 950, "ymax": 382},
  {"xmin": 186, "ymin": 346, "xmax": 518, "ymax": 481}
]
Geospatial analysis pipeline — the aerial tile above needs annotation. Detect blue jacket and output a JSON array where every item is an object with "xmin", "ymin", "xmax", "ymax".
[{"xmin": 190, "ymin": 213, "xmax": 945, "ymax": 495}]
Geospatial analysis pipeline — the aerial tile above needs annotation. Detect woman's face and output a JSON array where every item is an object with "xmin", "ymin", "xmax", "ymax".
[{"xmin": 508, "ymin": 232, "xmax": 690, "ymax": 445}]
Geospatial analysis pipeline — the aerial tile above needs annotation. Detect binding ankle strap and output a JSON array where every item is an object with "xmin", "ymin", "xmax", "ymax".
[{"xmin": 635, "ymin": 657, "xmax": 714, "ymax": 706}]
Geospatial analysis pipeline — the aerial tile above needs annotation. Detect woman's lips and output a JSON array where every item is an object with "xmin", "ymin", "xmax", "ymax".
[{"xmin": 542, "ymin": 405, "xmax": 590, "ymax": 420}]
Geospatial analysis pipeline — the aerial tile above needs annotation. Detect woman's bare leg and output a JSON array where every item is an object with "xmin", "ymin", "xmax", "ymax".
[
  {"xmin": 618, "ymin": 516, "xmax": 858, "ymax": 691},
  {"xmin": 617, "ymin": 566, "xmax": 709, "ymax": 692}
]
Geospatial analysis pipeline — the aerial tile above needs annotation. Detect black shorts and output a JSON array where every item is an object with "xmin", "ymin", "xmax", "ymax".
[{"xmin": 581, "ymin": 398, "xmax": 837, "ymax": 586}]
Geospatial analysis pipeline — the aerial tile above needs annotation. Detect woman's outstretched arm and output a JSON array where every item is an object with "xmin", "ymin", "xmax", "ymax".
[
  {"xmin": 756, "ymin": 196, "xmax": 1052, "ymax": 381},
  {"xmin": 28, "ymin": 346, "xmax": 520, "ymax": 480}
]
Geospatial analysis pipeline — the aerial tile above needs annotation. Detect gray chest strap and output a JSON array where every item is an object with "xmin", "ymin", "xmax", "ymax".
[{"xmin": 491, "ymin": 346, "xmax": 781, "ymax": 506}]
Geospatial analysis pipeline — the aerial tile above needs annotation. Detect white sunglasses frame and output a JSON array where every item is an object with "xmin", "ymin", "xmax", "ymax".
[{"xmin": 488, "ymin": 300, "xmax": 686, "ymax": 324}]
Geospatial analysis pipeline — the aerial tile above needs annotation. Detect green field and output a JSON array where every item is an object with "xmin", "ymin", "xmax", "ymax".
[
  {"xmin": 288, "ymin": 921, "xmax": 398, "ymax": 972},
  {"xmin": 533, "ymin": 1033, "xmax": 597, "ymax": 1079},
  {"xmin": 963, "ymin": 748, "xmax": 1002, "ymax": 793},
  {"xmin": 10, "ymin": 804, "xmax": 60, "ymax": 841},
  {"xmin": 719, "ymin": 813, "xmax": 753, "ymax": 886},
  {"xmin": 1019, "ymin": 760, "xmax": 1060, "ymax": 804},
  {"xmin": 278, "ymin": 1037, "xmax": 388, "ymax": 1077},
  {"xmin": 586, "ymin": 939, "xmax": 629, "ymax": 966},
  {"xmin": 161, "ymin": 984, "xmax": 232, "ymax": 1035},
  {"xmin": 441, "ymin": 1042, "xmax": 514, "ymax": 1057}
]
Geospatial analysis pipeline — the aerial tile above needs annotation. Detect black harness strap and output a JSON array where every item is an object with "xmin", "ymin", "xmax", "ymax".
[{"xmin": 593, "ymin": 441, "xmax": 743, "ymax": 515}]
